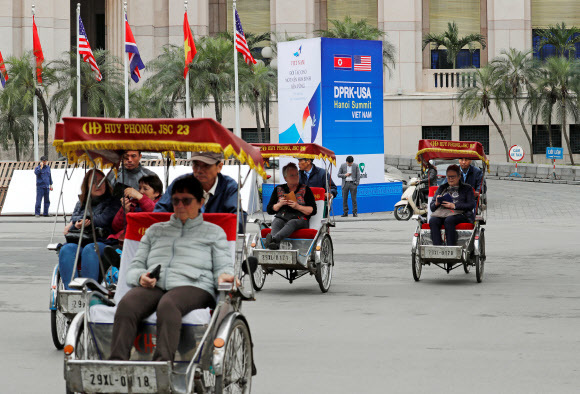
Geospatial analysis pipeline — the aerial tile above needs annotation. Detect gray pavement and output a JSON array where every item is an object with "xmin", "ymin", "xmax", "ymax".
[{"xmin": 1, "ymin": 179, "xmax": 579, "ymax": 393}]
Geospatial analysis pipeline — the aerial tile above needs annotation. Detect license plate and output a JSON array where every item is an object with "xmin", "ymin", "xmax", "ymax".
[
  {"xmin": 67, "ymin": 294, "xmax": 87, "ymax": 312},
  {"xmin": 421, "ymin": 246, "xmax": 460, "ymax": 259},
  {"xmin": 81, "ymin": 366, "xmax": 157, "ymax": 393},
  {"xmin": 257, "ymin": 251, "xmax": 295, "ymax": 265}
]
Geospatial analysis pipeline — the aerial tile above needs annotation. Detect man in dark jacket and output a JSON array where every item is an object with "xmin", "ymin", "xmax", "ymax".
[
  {"xmin": 34, "ymin": 156, "xmax": 53, "ymax": 217},
  {"xmin": 107, "ymin": 150, "xmax": 155, "ymax": 189},
  {"xmin": 458, "ymin": 157, "xmax": 485, "ymax": 196},
  {"xmin": 297, "ymin": 158, "xmax": 337, "ymax": 198},
  {"xmin": 155, "ymin": 152, "xmax": 245, "ymax": 232}
]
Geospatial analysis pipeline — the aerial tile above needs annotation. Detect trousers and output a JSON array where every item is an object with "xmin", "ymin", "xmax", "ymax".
[
  {"xmin": 429, "ymin": 215, "xmax": 471, "ymax": 246},
  {"xmin": 270, "ymin": 217, "xmax": 308, "ymax": 242},
  {"xmin": 342, "ymin": 182, "xmax": 357, "ymax": 214},
  {"xmin": 109, "ymin": 285, "xmax": 215, "ymax": 361},
  {"xmin": 58, "ymin": 242, "xmax": 107, "ymax": 289},
  {"xmin": 35, "ymin": 187, "xmax": 50, "ymax": 216}
]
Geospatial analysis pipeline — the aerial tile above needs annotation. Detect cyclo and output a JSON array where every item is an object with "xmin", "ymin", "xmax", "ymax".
[
  {"xmin": 246, "ymin": 143, "xmax": 335, "ymax": 293},
  {"xmin": 54, "ymin": 116, "xmax": 264, "ymax": 393},
  {"xmin": 411, "ymin": 139, "xmax": 488, "ymax": 283}
]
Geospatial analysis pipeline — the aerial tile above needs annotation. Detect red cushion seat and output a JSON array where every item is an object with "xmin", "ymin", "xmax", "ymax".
[
  {"xmin": 261, "ymin": 228, "xmax": 318, "ymax": 240},
  {"xmin": 421, "ymin": 223, "xmax": 474, "ymax": 230}
]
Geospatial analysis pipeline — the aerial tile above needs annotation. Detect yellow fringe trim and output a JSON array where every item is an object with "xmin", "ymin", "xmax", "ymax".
[
  {"xmin": 416, "ymin": 148, "xmax": 490, "ymax": 172},
  {"xmin": 61, "ymin": 140, "xmax": 267, "ymax": 178},
  {"xmin": 260, "ymin": 153, "xmax": 336, "ymax": 165}
]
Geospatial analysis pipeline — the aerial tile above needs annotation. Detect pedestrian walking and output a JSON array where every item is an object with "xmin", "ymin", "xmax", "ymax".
[
  {"xmin": 337, "ymin": 156, "xmax": 360, "ymax": 217},
  {"xmin": 34, "ymin": 155, "xmax": 53, "ymax": 217}
]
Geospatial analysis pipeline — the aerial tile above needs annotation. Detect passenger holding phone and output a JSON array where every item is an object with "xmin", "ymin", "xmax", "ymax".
[{"xmin": 429, "ymin": 164, "xmax": 475, "ymax": 246}]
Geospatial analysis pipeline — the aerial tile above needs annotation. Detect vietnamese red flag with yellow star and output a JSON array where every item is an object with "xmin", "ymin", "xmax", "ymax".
[
  {"xmin": 183, "ymin": 12, "xmax": 197, "ymax": 79},
  {"xmin": 32, "ymin": 15, "xmax": 44, "ymax": 83}
]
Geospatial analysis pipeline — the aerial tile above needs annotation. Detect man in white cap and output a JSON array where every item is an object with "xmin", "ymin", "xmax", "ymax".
[{"xmin": 155, "ymin": 152, "xmax": 244, "ymax": 232}]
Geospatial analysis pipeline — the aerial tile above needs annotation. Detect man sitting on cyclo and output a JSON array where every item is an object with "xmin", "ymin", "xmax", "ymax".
[{"xmin": 264, "ymin": 162, "xmax": 317, "ymax": 250}]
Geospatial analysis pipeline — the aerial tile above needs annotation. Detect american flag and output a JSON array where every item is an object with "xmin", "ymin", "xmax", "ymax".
[
  {"xmin": 354, "ymin": 55, "xmax": 371, "ymax": 71},
  {"xmin": 78, "ymin": 16, "xmax": 102, "ymax": 81},
  {"xmin": 234, "ymin": 9, "xmax": 256, "ymax": 65}
]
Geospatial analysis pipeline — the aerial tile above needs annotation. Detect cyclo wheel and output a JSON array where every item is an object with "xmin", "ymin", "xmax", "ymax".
[
  {"xmin": 51, "ymin": 274, "xmax": 68, "ymax": 350},
  {"xmin": 463, "ymin": 260, "xmax": 471, "ymax": 274},
  {"xmin": 394, "ymin": 205, "xmax": 412, "ymax": 221},
  {"xmin": 315, "ymin": 235, "xmax": 333, "ymax": 293},
  {"xmin": 215, "ymin": 319, "xmax": 253, "ymax": 394},
  {"xmin": 252, "ymin": 266, "xmax": 266, "ymax": 291},
  {"xmin": 412, "ymin": 252, "xmax": 422, "ymax": 281},
  {"xmin": 475, "ymin": 230, "xmax": 486, "ymax": 283}
]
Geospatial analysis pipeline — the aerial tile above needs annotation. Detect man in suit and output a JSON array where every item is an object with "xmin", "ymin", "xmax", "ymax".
[{"xmin": 337, "ymin": 156, "xmax": 361, "ymax": 217}]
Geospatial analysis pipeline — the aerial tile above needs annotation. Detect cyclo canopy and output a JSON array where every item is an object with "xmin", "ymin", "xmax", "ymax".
[
  {"xmin": 55, "ymin": 117, "xmax": 267, "ymax": 178},
  {"xmin": 415, "ymin": 139, "xmax": 489, "ymax": 170},
  {"xmin": 251, "ymin": 143, "xmax": 336, "ymax": 165}
]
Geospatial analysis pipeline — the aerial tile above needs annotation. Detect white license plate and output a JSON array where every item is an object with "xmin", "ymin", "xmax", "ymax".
[
  {"xmin": 67, "ymin": 294, "xmax": 87, "ymax": 312},
  {"xmin": 422, "ymin": 246, "xmax": 459, "ymax": 259},
  {"xmin": 258, "ymin": 251, "xmax": 294, "ymax": 265},
  {"xmin": 81, "ymin": 366, "xmax": 157, "ymax": 393}
]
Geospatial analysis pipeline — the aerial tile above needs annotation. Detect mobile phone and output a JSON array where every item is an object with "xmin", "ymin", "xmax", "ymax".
[{"xmin": 148, "ymin": 264, "xmax": 162, "ymax": 280}]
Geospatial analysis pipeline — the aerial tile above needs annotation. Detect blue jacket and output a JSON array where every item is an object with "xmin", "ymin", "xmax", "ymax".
[
  {"xmin": 430, "ymin": 182, "xmax": 476, "ymax": 222},
  {"xmin": 34, "ymin": 164, "xmax": 52, "ymax": 188},
  {"xmin": 154, "ymin": 173, "xmax": 246, "ymax": 233},
  {"xmin": 299, "ymin": 164, "xmax": 337, "ymax": 197}
]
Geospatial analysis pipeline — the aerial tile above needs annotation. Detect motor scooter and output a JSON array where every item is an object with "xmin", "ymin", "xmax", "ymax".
[{"xmin": 393, "ymin": 177, "xmax": 428, "ymax": 221}]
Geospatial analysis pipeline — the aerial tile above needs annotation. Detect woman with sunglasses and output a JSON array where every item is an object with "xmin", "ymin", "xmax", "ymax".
[
  {"xmin": 429, "ymin": 164, "xmax": 476, "ymax": 246},
  {"xmin": 109, "ymin": 175, "xmax": 235, "ymax": 362}
]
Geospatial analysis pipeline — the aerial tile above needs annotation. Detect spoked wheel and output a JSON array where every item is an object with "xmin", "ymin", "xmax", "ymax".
[
  {"xmin": 51, "ymin": 275, "xmax": 68, "ymax": 350},
  {"xmin": 216, "ymin": 319, "xmax": 253, "ymax": 394},
  {"xmin": 75, "ymin": 325, "xmax": 98, "ymax": 360},
  {"xmin": 475, "ymin": 230, "xmax": 486, "ymax": 283},
  {"xmin": 315, "ymin": 236, "xmax": 333, "ymax": 293},
  {"xmin": 463, "ymin": 260, "xmax": 471, "ymax": 274},
  {"xmin": 412, "ymin": 252, "xmax": 422, "ymax": 281},
  {"xmin": 394, "ymin": 205, "xmax": 412, "ymax": 221},
  {"xmin": 252, "ymin": 266, "xmax": 266, "ymax": 291}
]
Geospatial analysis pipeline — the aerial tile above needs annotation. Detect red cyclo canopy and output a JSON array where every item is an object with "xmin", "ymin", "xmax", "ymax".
[
  {"xmin": 252, "ymin": 143, "xmax": 336, "ymax": 165},
  {"xmin": 416, "ymin": 139, "xmax": 489, "ymax": 168}
]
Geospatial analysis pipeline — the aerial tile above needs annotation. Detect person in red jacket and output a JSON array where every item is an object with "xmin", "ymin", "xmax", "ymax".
[{"xmin": 108, "ymin": 174, "xmax": 163, "ymax": 244}]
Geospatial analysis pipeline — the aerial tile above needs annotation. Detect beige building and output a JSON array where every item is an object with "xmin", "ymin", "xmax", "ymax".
[{"xmin": 1, "ymin": 0, "xmax": 579, "ymax": 163}]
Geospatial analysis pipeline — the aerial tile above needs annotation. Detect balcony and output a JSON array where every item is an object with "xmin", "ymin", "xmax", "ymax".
[{"xmin": 422, "ymin": 69, "xmax": 477, "ymax": 92}]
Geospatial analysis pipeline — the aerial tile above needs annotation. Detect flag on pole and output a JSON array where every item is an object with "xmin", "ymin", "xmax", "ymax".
[
  {"xmin": 234, "ymin": 10, "xmax": 256, "ymax": 65},
  {"xmin": 183, "ymin": 12, "xmax": 197, "ymax": 79},
  {"xmin": 0, "ymin": 50, "xmax": 8, "ymax": 88},
  {"xmin": 125, "ymin": 14, "xmax": 145, "ymax": 83},
  {"xmin": 32, "ymin": 16, "xmax": 44, "ymax": 83},
  {"xmin": 78, "ymin": 16, "xmax": 102, "ymax": 81}
]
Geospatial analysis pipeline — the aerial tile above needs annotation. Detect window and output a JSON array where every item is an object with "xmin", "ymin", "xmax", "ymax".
[
  {"xmin": 570, "ymin": 125, "xmax": 580, "ymax": 154},
  {"xmin": 532, "ymin": 125, "xmax": 562, "ymax": 154},
  {"xmin": 227, "ymin": 128, "xmax": 271, "ymax": 143},
  {"xmin": 532, "ymin": 0, "xmax": 580, "ymax": 29},
  {"xmin": 532, "ymin": 30, "xmax": 580, "ymax": 60},
  {"xmin": 327, "ymin": 0, "xmax": 378, "ymax": 27},
  {"xmin": 460, "ymin": 126, "xmax": 489, "ymax": 154},
  {"xmin": 431, "ymin": 49, "xmax": 480, "ymax": 69},
  {"xmin": 422, "ymin": 126, "xmax": 452, "ymax": 141}
]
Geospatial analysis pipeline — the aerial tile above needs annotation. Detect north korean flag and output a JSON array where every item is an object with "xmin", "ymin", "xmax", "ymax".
[{"xmin": 334, "ymin": 55, "xmax": 352, "ymax": 70}]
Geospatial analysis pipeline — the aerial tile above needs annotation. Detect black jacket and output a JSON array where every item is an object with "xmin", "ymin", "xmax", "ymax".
[
  {"xmin": 460, "ymin": 165, "xmax": 485, "ymax": 193},
  {"xmin": 266, "ymin": 184, "xmax": 317, "ymax": 219},
  {"xmin": 430, "ymin": 182, "xmax": 476, "ymax": 222},
  {"xmin": 299, "ymin": 164, "xmax": 337, "ymax": 197}
]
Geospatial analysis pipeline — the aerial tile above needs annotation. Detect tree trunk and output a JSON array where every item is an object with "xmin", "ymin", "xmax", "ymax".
[
  {"xmin": 561, "ymin": 100, "xmax": 575, "ymax": 165},
  {"xmin": 36, "ymin": 89, "xmax": 50, "ymax": 159},
  {"xmin": 486, "ymin": 105, "xmax": 510, "ymax": 162},
  {"xmin": 514, "ymin": 96, "xmax": 534, "ymax": 163},
  {"xmin": 547, "ymin": 110, "xmax": 553, "ymax": 148},
  {"xmin": 254, "ymin": 95, "xmax": 262, "ymax": 143},
  {"xmin": 212, "ymin": 93, "xmax": 222, "ymax": 124},
  {"xmin": 11, "ymin": 132, "xmax": 20, "ymax": 162}
]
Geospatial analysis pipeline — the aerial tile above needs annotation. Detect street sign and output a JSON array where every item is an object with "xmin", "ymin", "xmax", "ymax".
[
  {"xmin": 509, "ymin": 145, "xmax": 524, "ymax": 162},
  {"xmin": 546, "ymin": 147, "xmax": 563, "ymax": 160}
]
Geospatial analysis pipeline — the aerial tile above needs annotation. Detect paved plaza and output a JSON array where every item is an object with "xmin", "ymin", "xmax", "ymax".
[{"xmin": 0, "ymin": 179, "xmax": 579, "ymax": 393}]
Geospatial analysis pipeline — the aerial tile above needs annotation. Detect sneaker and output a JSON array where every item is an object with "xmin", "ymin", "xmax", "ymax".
[
  {"xmin": 268, "ymin": 242, "xmax": 279, "ymax": 250},
  {"xmin": 353, "ymin": 213, "xmax": 358, "ymax": 217},
  {"xmin": 341, "ymin": 213, "xmax": 348, "ymax": 217},
  {"xmin": 264, "ymin": 233, "xmax": 272, "ymax": 248}
]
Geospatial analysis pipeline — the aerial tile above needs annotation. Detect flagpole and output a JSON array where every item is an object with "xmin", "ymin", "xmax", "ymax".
[
  {"xmin": 184, "ymin": 1, "xmax": 190, "ymax": 119},
  {"xmin": 32, "ymin": 4, "xmax": 39, "ymax": 161},
  {"xmin": 76, "ymin": 3, "xmax": 81, "ymax": 117},
  {"xmin": 124, "ymin": 1, "xmax": 129, "ymax": 118},
  {"xmin": 233, "ymin": 0, "xmax": 241, "ymax": 137}
]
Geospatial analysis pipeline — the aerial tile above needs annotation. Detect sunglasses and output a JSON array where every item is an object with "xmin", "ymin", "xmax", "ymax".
[{"xmin": 172, "ymin": 197, "xmax": 195, "ymax": 206}]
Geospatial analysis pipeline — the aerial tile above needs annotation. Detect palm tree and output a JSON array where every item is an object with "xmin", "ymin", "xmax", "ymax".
[
  {"xmin": 316, "ymin": 16, "xmax": 396, "ymax": 75},
  {"xmin": 536, "ymin": 22, "xmax": 580, "ymax": 58},
  {"xmin": 50, "ymin": 49, "xmax": 124, "ymax": 120},
  {"xmin": 0, "ymin": 83, "xmax": 34, "ymax": 161},
  {"xmin": 4, "ymin": 52, "xmax": 51, "ymax": 158},
  {"xmin": 492, "ymin": 48, "xmax": 540, "ymax": 162},
  {"xmin": 239, "ymin": 63, "xmax": 277, "ymax": 142},
  {"xmin": 423, "ymin": 22, "xmax": 486, "ymax": 69},
  {"xmin": 458, "ymin": 65, "xmax": 512, "ymax": 162},
  {"xmin": 531, "ymin": 57, "xmax": 578, "ymax": 164},
  {"xmin": 129, "ymin": 86, "xmax": 175, "ymax": 119}
]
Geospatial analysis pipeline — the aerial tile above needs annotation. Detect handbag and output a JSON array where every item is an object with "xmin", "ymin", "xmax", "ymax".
[{"xmin": 65, "ymin": 227, "xmax": 109, "ymax": 246}]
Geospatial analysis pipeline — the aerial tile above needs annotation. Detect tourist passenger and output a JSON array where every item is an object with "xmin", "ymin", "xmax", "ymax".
[
  {"xmin": 109, "ymin": 175, "xmax": 235, "ymax": 361},
  {"xmin": 265, "ymin": 163, "xmax": 317, "ymax": 250},
  {"xmin": 59, "ymin": 169, "xmax": 120, "ymax": 289},
  {"xmin": 429, "ymin": 164, "xmax": 475, "ymax": 246}
]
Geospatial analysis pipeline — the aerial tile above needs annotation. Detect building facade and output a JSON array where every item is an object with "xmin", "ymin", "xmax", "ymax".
[{"xmin": 1, "ymin": 0, "xmax": 579, "ymax": 163}]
